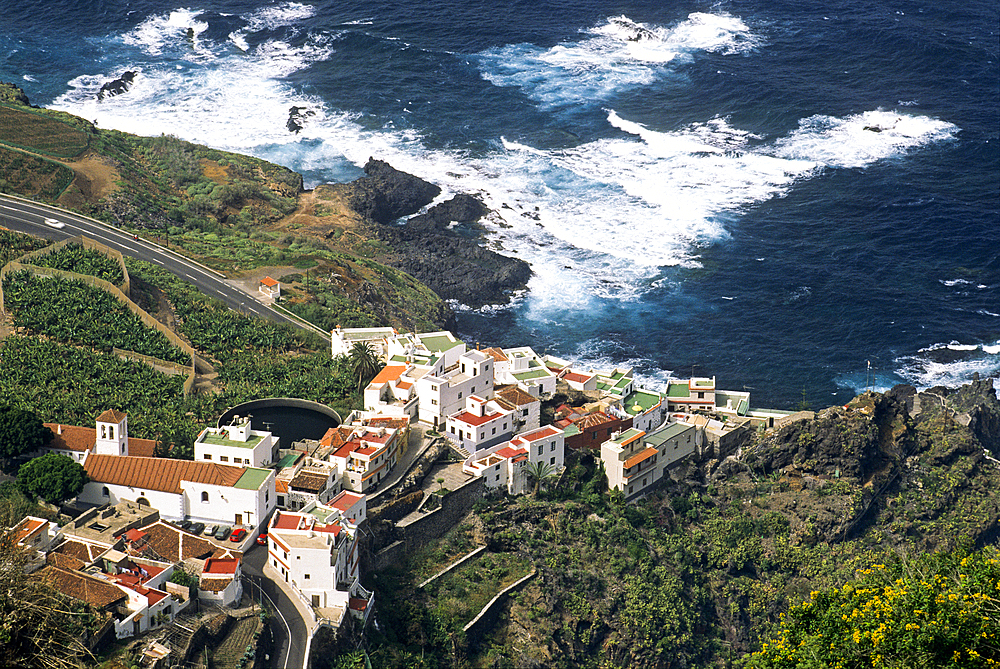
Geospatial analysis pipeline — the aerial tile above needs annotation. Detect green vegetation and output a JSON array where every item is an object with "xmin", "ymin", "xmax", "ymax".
[
  {"xmin": 0, "ymin": 145, "xmax": 74, "ymax": 198},
  {"xmin": 748, "ymin": 546, "xmax": 1000, "ymax": 669},
  {"xmin": 17, "ymin": 452, "xmax": 89, "ymax": 505},
  {"xmin": 0, "ymin": 104, "xmax": 89, "ymax": 157},
  {"xmin": 2, "ymin": 271, "xmax": 190, "ymax": 364},
  {"xmin": 0, "ymin": 228, "xmax": 49, "ymax": 265},
  {"xmin": 24, "ymin": 243, "xmax": 124, "ymax": 284},
  {"xmin": 0, "ymin": 406, "xmax": 52, "ymax": 472},
  {"xmin": 0, "ymin": 335, "xmax": 190, "ymax": 440}
]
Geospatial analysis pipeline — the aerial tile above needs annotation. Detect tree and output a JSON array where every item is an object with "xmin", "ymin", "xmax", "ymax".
[
  {"xmin": 0, "ymin": 406, "xmax": 53, "ymax": 472},
  {"xmin": 0, "ymin": 496, "xmax": 97, "ymax": 668},
  {"xmin": 348, "ymin": 341, "xmax": 383, "ymax": 393},
  {"xmin": 524, "ymin": 461, "xmax": 556, "ymax": 497},
  {"xmin": 16, "ymin": 453, "xmax": 89, "ymax": 505}
]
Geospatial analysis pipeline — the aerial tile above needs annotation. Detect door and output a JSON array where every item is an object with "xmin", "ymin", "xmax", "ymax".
[{"xmin": 234, "ymin": 513, "xmax": 242, "ymax": 525}]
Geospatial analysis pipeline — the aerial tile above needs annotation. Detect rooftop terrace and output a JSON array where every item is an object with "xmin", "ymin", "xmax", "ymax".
[{"xmin": 199, "ymin": 431, "xmax": 264, "ymax": 449}]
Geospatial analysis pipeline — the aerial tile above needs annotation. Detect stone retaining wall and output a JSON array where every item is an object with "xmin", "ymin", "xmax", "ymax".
[{"xmin": 462, "ymin": 569, "xmax": 536, "ymax": 650}]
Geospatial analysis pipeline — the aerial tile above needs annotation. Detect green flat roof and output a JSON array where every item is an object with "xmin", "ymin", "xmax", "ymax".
[
  {"xmin": 418, "ymin": 334, "xmax": 464, "ymax": 352},
  {"xmin": 276, "ymin": 453, "xmax": 301, "ymax": 469},
  {"xmin": 644, "ymin": 423, "xmax": 693, "ymax": 444},
  {"xmin": 693, "ymin": 379, "xmax": 714, "ymax": 387},
  {"xmin": 199, "ymin": 431, "xmax": 264, "ymax": 449},
  {"xmin": 611, "ymin": 428, "xmax": 644, "ymax": 444},
  {"xmin": 561, "ymin": 425, "xmax": 580, "ymax": 437},
  {"xmin": 234, "ymin": 468, "xmax": 271, "ymax": 490},
  {"xmin": 667, "ymin": 384, "xmax": 691, "ymax": 398},
  {"xmin": 614, "ymin": 378, "xmax": 631, "ymax": 389},
  {"xmin": 624, "ymin": 391, "xmax": 662, "ymax": 414},
  {"xmin": 513, "ymin": 369, "xmax": 551, "ymax": 381},
  {"xmin": 610, "ymin": 371, "xmax": 625, "ymax": 380}
]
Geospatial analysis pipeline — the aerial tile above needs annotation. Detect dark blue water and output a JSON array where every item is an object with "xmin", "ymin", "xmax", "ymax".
[{"xmin": 2, "ymin": 0, "xmax": 997, "ymax": 409}]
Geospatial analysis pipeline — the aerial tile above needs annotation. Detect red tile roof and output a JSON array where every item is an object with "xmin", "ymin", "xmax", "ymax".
[
  {"xmin": 84, "ymin": 454, "xmax": 246, "ymax": 494},
  {"xmin": 271, "ymin": 512, "xmax": 304, "ymax": 531},
  {"xmin": 203, "ymin": 557, "xmax": 240, "ymax": 575},
  {"xmin": 52, "ymin": 539, "xmax": 104, "ymax": 563},
  {"xmin": 349, "ymin": 597, "xmax": 369, "ymax": 611},
  {"xmin": 496, "ymin": 446, "xmax": 528, "ymax": 460},
  {"xmin": 39, "ymin": 566, "xmax": 127, "ymax": 610},
  {"xmin": 275, "ymin": 480, "xmax": 289, "ymax": 494},
  {"xmin": 496, "ymin": 385, "xmax": 538, "ymax": 407},
  {"xmin": 452, "ymin": 410, "xmax": 504, "ymax": 427},
  {"xmin": 330, "ymin": 491, "xmax": 364, "ymax": 513},
  {"xmin": 133, "ymin": 521, "xmax": 224, "ymax": 562},
  {"xmin": 482, "ymin": 347, "xmax": 508, "ymax": 363},
  {"xmin": 44, "ymin": 423, "xmax": 95, "ymax": 452},
  {"xmin": 96, "ymin": 409, "xmax": 127, "ymax": 424},
  {"xmin": 260, "ymin": 276, "xmax": 278, "ymax": 287},
  {"xmin": 200, "ymin": 577, "xmax": 234, "ymax": 593},
  {"xmin": 369, "ymin": 364, "xmax": 407, "ymax": 385},
  {"xmin": 514, "ymin": 425, "xmax": 561, "ymax": 442},
  {"xmin": 563, "ymin": 372, "xmax": 593, "ymax": 384},
  {"xmin": 13, "ymin": 517, "xmax": 46, "ymax": 544}
]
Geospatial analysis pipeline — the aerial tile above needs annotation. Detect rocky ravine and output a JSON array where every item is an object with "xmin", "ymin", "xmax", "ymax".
[{"xmin": 328, "ymin": 159, "xmax": 532, "ymax": 308}]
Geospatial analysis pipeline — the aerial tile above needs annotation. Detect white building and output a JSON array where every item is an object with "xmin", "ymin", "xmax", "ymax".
[
  {"xmin": 331, "ymin": 326, "xmax": 397, "ymax": 359},
  {"xmin": 600, "ymin": 422, "xmax": 697, "ymax": 501},
  {"xmin": 415, "ymin": 348, "xmax": 494, "ymax": 427},
  {"xmin": 195, "ymin": 415, "xmax": 277, "ymax": 467},
  {"xmin": 446, "ymin": 394, "xmax": 516, "ymax": 453},
  {"xmin": 79, "ymin": 455, "xmax": 276, "ymax": 530},
  {"xmin": 199, "ymin": 557, "xmax": 243, "ymax": 606},
  {"xmin": 618, "ymin": 389, "xmax": 668, "ymax": 434},
  {"xmin": 463, "ymin": 425, "xmax": 565, "ymax": 495},
  {"xmin": 40, "ymin": 410, "xmax": 161, "ymax": 462},
  {"xmin": 267, "ymin": 493, "xmax": 373, "ymax": 627},
  {"xmin": 326, "ymin": 424, "xmax": 403, "ymax": 494},
  {"xmin": 362, "ymin": 363, "xmax": 419, "ymax": 420},
  {"xmin": 488, "ymin": 346, "xmax": 558, "ymax": 398},
  {"xmin": 495, "ymin": 384, "xmax": 541, "ymax": 434}
]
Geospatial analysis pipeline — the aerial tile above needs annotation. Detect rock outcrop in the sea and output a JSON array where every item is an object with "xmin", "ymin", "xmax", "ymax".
[
  {"xmin": 287, "ymin": 106, "xmax": 315, "ymax": 134},
  {"xmin": 334, "ymin": 158, "xmax": 532, "ymax": 307},
  {"xmin": 97, "ymin": 72, "xmax": 136, "ymax": 101}
]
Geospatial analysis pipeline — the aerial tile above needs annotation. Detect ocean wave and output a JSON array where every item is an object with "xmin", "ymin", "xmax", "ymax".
[
  {"xmin": 477, "ymin": 13, "xmax": 759, "ymax": 109},
  {"xmin": 895, "ymin": 339, "xmax": 1000, "ymax": 391},
  {"xmin": 122, "ymin": 8, "xmax": 209, "ymax": 57},
  {"xmin": 769, "ymin": 109, "xmax": 959, "ymax": 169}
]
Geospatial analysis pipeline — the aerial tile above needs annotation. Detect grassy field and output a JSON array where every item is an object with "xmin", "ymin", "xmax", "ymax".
[
  {"xmin": 0, "ymin": 145, "xmax": 74, "ymax": 199},
  {"xmin": 0, "ymin": 105, "xmax": 89, "ymax": 157}
]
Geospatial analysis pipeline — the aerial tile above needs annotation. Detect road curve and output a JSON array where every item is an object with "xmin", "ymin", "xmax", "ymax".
[
  {"xmin": 0, "ymin": 194, "xmax": 326, "ymax": 334},
  {"xmin": 243, "ymin": 544, "xmax": 309, "ymax": 669}
]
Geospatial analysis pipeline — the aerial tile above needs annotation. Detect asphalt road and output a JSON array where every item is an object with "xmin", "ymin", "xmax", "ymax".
[
  {"xmin": 0, "ymin": 194, "xmax": 320, "ymax": 331},
  {"xmin": 243, "ymin": 544, "xmax": 308, "ymax": 669}
]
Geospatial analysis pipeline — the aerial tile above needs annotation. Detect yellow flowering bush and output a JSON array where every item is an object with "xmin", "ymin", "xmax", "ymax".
[{"xmin": 746, "ymin": 547, "xmax": 1000, "ymax": 668}]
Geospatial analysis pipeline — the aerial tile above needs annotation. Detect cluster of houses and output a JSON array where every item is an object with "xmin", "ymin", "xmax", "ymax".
[{"xmin": 6, "ymin": 326, "xmax": 804, "ymax": 651}]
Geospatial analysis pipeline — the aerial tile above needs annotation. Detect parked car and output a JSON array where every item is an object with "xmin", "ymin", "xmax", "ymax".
[
  {"xmin": 229, "ymin": 528, "xmax": 248, "ymax": 543},
  {"xmin": 44, "ymin": 217, "xmax": 65, "ymax": 229},
  {"xmin": 214, "ymin": 525, "xmax": 231, "ymax": 541},
  {"xmin": 177, "ymin": 519, "xmax": 192, "ymax": 530},
  {"xmin": 205, "ymin": 524, "xmax": 219, "ymax": 537},
  {"xmin": 189, "ymin": 522, "xmax": 205, "ymax": 536},
  {"xmin": 256, "ymin": 533, "xmax": 268, "ymax": 546}
]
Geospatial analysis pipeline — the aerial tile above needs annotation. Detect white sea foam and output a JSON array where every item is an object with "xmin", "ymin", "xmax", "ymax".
[
  {"xmin": 241, "ymin": 2, "xmax": 316, "ymax": 32},
  {"xmin": 478, "ymin": 13, "xmax": 759, "ymax": 108},
  {"xmin": 895, "ymin": 339, "xmax": 1000, "ymax": 391},
  {"xmin": 52, "ymin": 10, "xmax": 962, "ymax": 314},
  {"xmin": 22, "ymin": 75, "xmax": 37, "ymax": 82},
  {"xmin": 769, "ymin": 110, "xmax": 958, "ymax": 169}
]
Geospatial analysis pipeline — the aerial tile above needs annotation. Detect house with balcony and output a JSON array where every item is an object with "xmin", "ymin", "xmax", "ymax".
[
  {"xmin": 266, "ymin": 494, "xmax": 373, "ymax": 631},
  {"xmin": 600, "ymin": 421, "xmax": 697, "ymax": 501},
  {"xmin": 325, "ymin": 424, "xmax": 403, "ymax": 494},
  {"xmin": 463, "ymin": 425, "xmax": 565, "ymax": 495},
  {"xmin": 195, "ymin": 415, "xmax": 278, "ymax": 467},
  {"xmin": 414, "ymin": 348, "xmax": 494, "ymax": 428},
  {"xmin": 446, "ymin": 394, "xmax": 517, "ymax": 453}
]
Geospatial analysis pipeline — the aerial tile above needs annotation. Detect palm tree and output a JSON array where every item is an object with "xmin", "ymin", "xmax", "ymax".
[
  {"xmin": 348, "ymin": 341, "xmax": 383, "ymax": 392},
  {"xmin": 524, "ymin": 460, "xmax": 556, "ymax": 497}
]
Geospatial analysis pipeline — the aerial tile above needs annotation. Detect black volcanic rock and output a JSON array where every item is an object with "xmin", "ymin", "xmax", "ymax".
[
  {"xmin": 407, "ymin": 194, "xmax": 489, "ymax": 232},
  {"xmin": 332, "ymin": 159, "xmax": 531, "ymax": 307},
  {"xmin": 346, "ymin": 158, "xmax": 441, "ymax": 224},
  {"xmin": 97, "ymin": 72, "xmax": 136, "ymax": 101}
]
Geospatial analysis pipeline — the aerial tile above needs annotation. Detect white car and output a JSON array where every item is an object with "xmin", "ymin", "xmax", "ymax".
[{"xmin": 44, "ymin": 218, "xmax": 65, "ymax": 229}]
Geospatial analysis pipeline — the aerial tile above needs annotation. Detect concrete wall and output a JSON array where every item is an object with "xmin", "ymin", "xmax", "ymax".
[{"xmin": 462, "ymin": 569, "xmax": 536, "ymax": 651}]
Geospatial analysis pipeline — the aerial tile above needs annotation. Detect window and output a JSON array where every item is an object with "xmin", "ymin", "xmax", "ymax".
[
  {"xmin": 537, "ymin": 445, "xmax": 543, "ymax": 456},
  {"xmin": 550, "ymin": 442, "xmax": 555, "ymax": 451},
  {"xmin": 522, "ymin": 408, "xmax": 528, "ymax": 416},
  {"xmin": 201, "ymin": 491, "xmax": 209, "ymax": 503},
  {"xmin": 458, "ymin": 392, "xmax": 462, "ymax": 399},
  {"xmin": 277, "ymin": 495, "xmax": 285, "ymax": 506},
  {"xmin": 461, "ymin": 364, "xmax": 466, "ymax": 374},
  {"xmin": 305, "ymin": 574, "xmax": 310, "ymax": 580},
  {"xmin": 109, "ymin": 426, "xmax": 114, "ymax": 439},
  {"xmin": 495, "ymin": 475, "xmax": 500, "ymax": 482},
  {"xmin": 642, "ymin": 477, "xmax": 647, "ymax": 486},
  {"xmin": 550, "ymin": 457, "xmax": 555, "ymax": 465},
  {"xmin": 492, "ymin": 427, "xmax": 496, "ymax": 435},
  {"xmin": 450, "ymin": 426, "xmax": 456, "ymax": 434},
  {"xmin": 102, "ymin": 486, "xmax": 109, "ymax": 497},
  {"xmin": 220, "ymin": 456, "xmax": 228, "ymax": 462},
  {"xmin": 431, "ymin": 398, "xmax": 438, "ymax": 406},
  {"xmin": 204, "ymin": 454, "xmax": 211, "ymax": 460},
  {"xmin": 687, "ymin": 434, "xmax": 691, "ymax": 443},
  {"xmin": 697, "ymin": 392, "xmax": 704, "ymax": 399},
  {"xmin": 472, "ymin": 386, "xmax": 475, "ymax": 393},
  {"xmin": 101, "ymin": 425, "xmax": 106, "ymax": 439}
]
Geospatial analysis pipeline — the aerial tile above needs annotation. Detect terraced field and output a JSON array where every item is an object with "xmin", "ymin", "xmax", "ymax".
[{"xmin": 0, "ymin": 105, "xmax": 89, "ymax": 157}]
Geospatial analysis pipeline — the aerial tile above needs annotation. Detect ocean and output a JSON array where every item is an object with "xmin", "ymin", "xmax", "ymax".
[{"xmin": 2, "ymin": 0, "xmax": 997, "ymax": 409}]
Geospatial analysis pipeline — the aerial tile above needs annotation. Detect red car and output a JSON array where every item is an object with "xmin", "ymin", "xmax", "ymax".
[
  {"xmin": 229, "ymin": 528, "xmax": 248, "ymax": 542},
  {"xmin": 256, "ymin": 533, "xmax": 268, "ymax": 546}
]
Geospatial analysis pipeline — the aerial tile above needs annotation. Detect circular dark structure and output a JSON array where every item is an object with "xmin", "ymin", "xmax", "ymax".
[{"xmin": 218, "ymin": 398, "xmax": 342, "ymax": 447}]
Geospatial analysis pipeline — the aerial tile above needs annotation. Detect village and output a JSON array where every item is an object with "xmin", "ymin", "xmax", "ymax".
[{"xmin": 9, "ymin": 319, "xmax": 813, "ymax": 667}]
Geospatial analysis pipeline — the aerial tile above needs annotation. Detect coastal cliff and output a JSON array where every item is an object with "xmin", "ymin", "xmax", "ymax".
[{"xmin": 320, "ymin": 158, "xmax": 532, "ymax": 307}]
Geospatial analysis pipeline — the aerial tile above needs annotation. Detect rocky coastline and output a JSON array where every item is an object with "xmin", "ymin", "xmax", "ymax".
[{"xmin": 325, "ymin": 158, "xmax": 532, "ymax": 308}]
